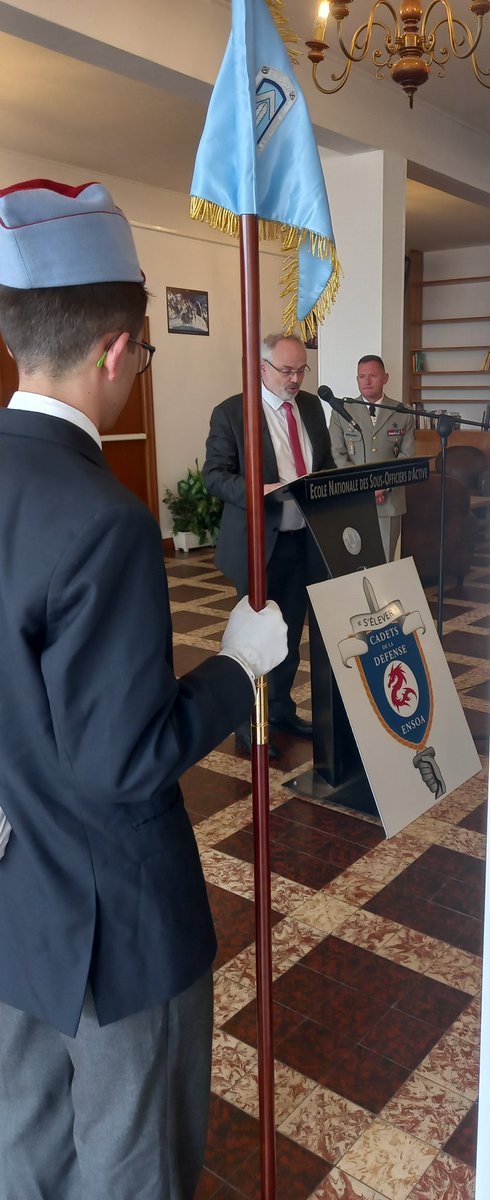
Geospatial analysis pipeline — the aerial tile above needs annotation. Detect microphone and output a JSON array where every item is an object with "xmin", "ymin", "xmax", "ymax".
[
  {"xmin": 369, "ymin": 405, "xmax": 376, "ymax": 418},
  {"xmin": 318, "ymin": 385, "xmax": 363, "ymax": 434}
]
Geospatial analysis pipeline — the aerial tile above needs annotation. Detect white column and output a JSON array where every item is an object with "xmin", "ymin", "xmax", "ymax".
[{"xmin": 317, "ymin": 148, "xmax": 407, "ymax": 409}]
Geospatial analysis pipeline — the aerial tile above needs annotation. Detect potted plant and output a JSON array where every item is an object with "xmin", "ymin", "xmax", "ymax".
[{"xmin": 164, "ymin": 459, "xmax": 222, "ymax": 552}]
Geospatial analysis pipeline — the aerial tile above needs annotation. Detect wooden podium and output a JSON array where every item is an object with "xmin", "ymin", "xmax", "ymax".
[{"xmin": 283, "ymin": 457, "xmax": 431, "ymax": 815}]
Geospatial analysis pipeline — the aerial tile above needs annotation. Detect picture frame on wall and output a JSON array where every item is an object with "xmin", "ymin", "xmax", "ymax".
[
  {"xmin": 304, "ymin": 316, "xmax": 318, "ymax": 350},
  {"xmin": 166, "ymin": 287, "xmax": 209, "ymax": 335}
]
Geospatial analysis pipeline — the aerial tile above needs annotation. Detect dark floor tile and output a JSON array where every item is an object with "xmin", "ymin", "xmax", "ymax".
[
  {"xmin": 444, "ymin": 584, "xmax": 490, "ymax": 604},
  {"xmin": 167, "ymin": 561, "xmax": 217, "ymax": 577},
  {"xmin": 442, "ymin": 631, "xmax": 490, "ymax": 658},
  {"xmin": 223, "ymin": 997, "xmax": 307, "ymax": 1049},
  {"xmin": 360, "ymin": 1008, "xmax": 441, "ymax": 1069},
  {"xmin": 394, "ymin": 973, "xmax": 473, "ymax": 1029},
  {"xmin": 444, "ymin": 1102, "xmax": 478, "ymax": 1169},
  {"xmin": 215, "ymin": 829, "xmax": 255, "ymax": 865},
  {"xmin": 464, "ymin": 706, "xmax": 490, "ymax": 746},
  {"xmin": 316, "ymin": 835, "xmax": 374, "ymax": 870},
  {"xmin": 269, "ymin": 844, "xmax": 340, "ymax": 889},
  {"xmin": 195, "ymin": 1168, "xmax": 225, "ymax": 1198},
  {"xmin": 206, "ymin": 596, "xmax": 238, "ymax": 613},
  {"xmin": 415, "ymin": 845, "xmax": 482, "ymax": 882},
  {"xmin": 262, "ymin": 817, "xmax": 330, "ymax": 857},
  {"xmin": 274, "ymin": 798, "xmax": 384, "ymax": 848},
  {"xmin": 168, "ymin": 584, "xmax": 216, "ymax": 602},
  {"xmin": 272, "ymin": 962, "xmax": 390, "ymax": 1040},
  {"xmin": 208, "ymin": 885, "xmax": 283, "ymax": 970},
  {"xmin": 301, "ymin": 935, "xmax": 379, "ymax": 989},
  {"xmin": 465, "ymin": 679, "xmax": 490, "ymax": 700},
  {"xmin": 215, "ymin": 829, "xmax": 341, "ymax": 889},
  {"xmin": 448, "ymin": 660, "xmax": 475, "ymax": 680},
  {"xmin": 388, "ymin": 857, "xmax": 452, "ymax": 901},
  {"xmin": 227, "ymin": 1132, "xmax": 331, "ymax": 1199},
  {"xmin": 432, "ymin": 874, "xmax": 485, "ymax": 920},
  {"xmin": 459, "ymin": 801, "xmax": 487, "ymax": 833},
  {"xmin": 277, "ymin": 1018, "xmax": 409, "ymax": 1111},
  {"xmin": 171, "ymin": 610, "xmax": 224, "ymax": 633},
  {"xmin": 366, "ymin": 885, "xmax": 483, "ymax": 955},
  {"xmin": 263, "ymin": 812, "xmax": 365, "ymax": 869},
  {"xmin": 182, "ymin": 766, "xmax": 251, "ymax": 816},
  {"xmin": 204, "ymin": 1096, "xmax": 259, "ymax": 1177}
]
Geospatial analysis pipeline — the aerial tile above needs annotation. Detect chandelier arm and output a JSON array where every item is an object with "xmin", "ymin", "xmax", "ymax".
[
  {"xmin": 421, "ymin": 1, "xmax": 485, "ymax": 58},
  {"xmin": 311, "ymin": 57, "xmax": 353, "ymax": 93},
  {"xmin": 473, "ymin": 56, "xmax": 490, "ymax": 81},
  {"xmin": 336, "ymin": 3, "xmax": 399, "ymax": 64}
]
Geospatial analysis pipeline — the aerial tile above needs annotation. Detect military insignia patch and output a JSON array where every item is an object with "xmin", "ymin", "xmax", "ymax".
[{"xmin": 255, "ymin": 66, "xmax": 297, "ymax": 155}]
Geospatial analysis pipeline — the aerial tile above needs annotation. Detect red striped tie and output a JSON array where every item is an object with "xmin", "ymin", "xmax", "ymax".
[{"xmin": 282, "ymin": 401, "xmax": 307, "ymax": 477}]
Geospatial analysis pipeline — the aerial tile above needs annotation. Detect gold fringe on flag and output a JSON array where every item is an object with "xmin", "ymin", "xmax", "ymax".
[
  {"xmin": 190, "ymin": 196, "xmax": 341, "ymax": 340},
  {"xmin": 265, "ymin": 0, "xmax": 300, "ymax": 65}
]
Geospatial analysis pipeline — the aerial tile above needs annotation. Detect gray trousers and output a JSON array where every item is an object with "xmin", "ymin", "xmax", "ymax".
[
  {"xmin": 0, "ymin": 970, "xmax": 213, "ymax": 1200},
  {"xmin": 379, "ymin": 514, "xmax": 401, "ymax": 563}
]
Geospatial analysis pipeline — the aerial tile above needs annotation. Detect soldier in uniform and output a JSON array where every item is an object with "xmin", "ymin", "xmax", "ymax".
[{"xmin": 329, "ymin": 354, "xmax": 416, "ymax": 561}]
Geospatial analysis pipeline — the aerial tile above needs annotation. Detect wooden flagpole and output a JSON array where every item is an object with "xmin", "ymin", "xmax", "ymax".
[{"xmin": 239, "ymin": 212, "xmax": 276, "ymax": 1200}]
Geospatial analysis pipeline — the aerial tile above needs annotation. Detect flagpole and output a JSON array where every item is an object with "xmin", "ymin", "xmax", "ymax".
[{"xmin": 239, "ymin": 212, "xmax": 276, "ymax": 1200}]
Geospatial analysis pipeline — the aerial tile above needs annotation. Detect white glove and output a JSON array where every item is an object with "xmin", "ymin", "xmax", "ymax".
[{"xmin": 220, "ymin": 596, "xmax": 288, "ymax": 679}]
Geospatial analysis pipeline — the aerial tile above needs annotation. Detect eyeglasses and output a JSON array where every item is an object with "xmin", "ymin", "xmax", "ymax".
[
  {"xmin": 128, "ymin": 338, "xmax": 156, "ymax": 375},
  {"xmin": 96, "ymin": 336, "xmax": 156, "ymax": 375},
  {"xmin": 263, "ymin": 360, "xmax": 311, "ymax": 379}
]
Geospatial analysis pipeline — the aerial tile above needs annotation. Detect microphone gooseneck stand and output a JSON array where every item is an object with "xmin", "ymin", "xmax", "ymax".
[{"xmin": 322, "ymin": 392, "xmax": 485, "ymax": 639}]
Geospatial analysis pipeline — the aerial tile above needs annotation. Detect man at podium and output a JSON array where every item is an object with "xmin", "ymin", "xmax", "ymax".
[{"xmin": 204, "ymin": 332, "xmax": 336, "ymax": 757}]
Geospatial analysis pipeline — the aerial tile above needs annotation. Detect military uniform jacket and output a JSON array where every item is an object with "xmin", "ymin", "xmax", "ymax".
[
  {"xmin": 329, "ymin": 394, "xmax": 416, "ymax": 517},
  {"xmin": 0, "ymin": 408, "xmax": 255, "ymax": 1036},
  {"xmin": 203, "ymin": 390, "xmax": 336, "ymax": 594}
]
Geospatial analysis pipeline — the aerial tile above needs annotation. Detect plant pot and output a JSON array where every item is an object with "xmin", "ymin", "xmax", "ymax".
[{"xmin": 173, "ymin": 531, "xmax": 215, "ymax": 553}]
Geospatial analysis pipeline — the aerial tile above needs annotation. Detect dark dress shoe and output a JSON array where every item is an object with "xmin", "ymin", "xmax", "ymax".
[
  {"xmin": 269, "ymin": 715, "xmax": 313, "ymax": 737},
  {"xmin": 235, "ymin": 729, "xmax": 279, "ymax": 760}
]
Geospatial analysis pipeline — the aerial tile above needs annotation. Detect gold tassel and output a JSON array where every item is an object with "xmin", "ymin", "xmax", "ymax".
[
  {"xmin": 190, "ymin": 198, "xmax": 341, "ymax": 340},
  {"xmin": 265, "ymin": 0, "xmax": 300, "ymax": 65}
]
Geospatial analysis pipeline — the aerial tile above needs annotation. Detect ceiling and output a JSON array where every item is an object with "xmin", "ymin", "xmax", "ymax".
[{"xmin": 0, "ymin": 6, "xmax": 489, "ymax": 253}]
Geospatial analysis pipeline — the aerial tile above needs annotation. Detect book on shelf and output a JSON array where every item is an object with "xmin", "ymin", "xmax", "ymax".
[
  {"xmin": 412, "ymin": 350, "xmax": 425, "ymax": 373},
  {"xmin": 416, "ymin": 408, "xmax": 461, "ymax": 431},
  {"xmin": 481, "ymin": 350, "xmax": 490, "ymax": 371}
]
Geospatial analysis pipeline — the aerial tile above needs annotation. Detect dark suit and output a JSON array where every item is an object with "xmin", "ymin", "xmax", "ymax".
[
  {"xmin": 0, "ymin": 408, "xmax": 254, "ymax": 1038},
  {"xmin": 203, "ymin": 390, "xmax": 335, "ymax": 721}
]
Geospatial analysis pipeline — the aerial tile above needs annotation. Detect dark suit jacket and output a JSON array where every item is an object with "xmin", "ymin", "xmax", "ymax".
[
  {"xmin": 0, "ymin": 408, "xmax": 254, "ymax": 1035},
  {"xmin": 203, "ymin": 391, "xmax": 335, "ymax": 592}
]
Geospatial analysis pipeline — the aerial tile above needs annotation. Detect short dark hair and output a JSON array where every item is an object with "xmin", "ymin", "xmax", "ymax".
[
  {"xmin": 357, "ymin": 354, "xmax": 386, "ymax": 371},
  {"xmin": 0, "ymin": 281, "xmax": 148, "ymax": 375}
]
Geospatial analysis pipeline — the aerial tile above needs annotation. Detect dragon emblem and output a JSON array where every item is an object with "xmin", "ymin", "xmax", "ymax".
[{"xmin": 387, "ymin": 662, "xmax": 417, "ymax": 712}]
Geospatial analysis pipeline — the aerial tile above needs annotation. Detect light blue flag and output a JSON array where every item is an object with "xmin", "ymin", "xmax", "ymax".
[{"xmin": 190, "ymin": 0, "xmax": 340, "ymax": 336}]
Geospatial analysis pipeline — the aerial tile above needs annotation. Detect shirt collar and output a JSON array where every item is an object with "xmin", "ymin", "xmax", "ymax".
[
  {"xmin": 262, "ymin": 382, "xmax": 296, "ymax": 411},
  {"xmin": 8, "ymin": 391, "xmax": 102, "ymax": 449}
]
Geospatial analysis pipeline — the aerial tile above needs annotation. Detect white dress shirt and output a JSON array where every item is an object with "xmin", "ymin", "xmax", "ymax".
[{"xmin": 262, "ymin": 385, "xmax": 313, "ymax": 531}]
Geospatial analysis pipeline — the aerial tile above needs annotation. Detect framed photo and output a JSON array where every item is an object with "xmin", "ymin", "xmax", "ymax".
[
  {"xmin": 166, "ymin": 287, "xmax": 209, "ymax": 336},
  {"xmin": 304, "ymin": 316, "xmax": 318, "ymax": 350}
]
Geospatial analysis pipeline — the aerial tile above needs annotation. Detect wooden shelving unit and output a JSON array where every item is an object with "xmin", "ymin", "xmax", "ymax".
[{"xmin": 407, "ymin": 254, "xmax": 490, "ymax": 422}]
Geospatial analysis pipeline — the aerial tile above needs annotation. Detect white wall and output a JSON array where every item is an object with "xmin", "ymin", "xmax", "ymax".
[
  {"xmin": 317, "ymin": 148, "xmax": 407, "ymax": 406},
  {"xmin": 0, "ymin": 146, "xmax": 295, "ymax": 535}
]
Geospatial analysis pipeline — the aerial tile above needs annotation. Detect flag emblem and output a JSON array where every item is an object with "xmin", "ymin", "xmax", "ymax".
[{"xmin": 256, "ymin": 67, "xmax": 296, "ymax": 153}]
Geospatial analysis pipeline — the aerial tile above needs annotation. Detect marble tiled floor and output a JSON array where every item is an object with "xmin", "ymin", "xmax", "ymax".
[{"xmin": 167, "ymin": 536, "xmax": 489, "ymax": 1200}]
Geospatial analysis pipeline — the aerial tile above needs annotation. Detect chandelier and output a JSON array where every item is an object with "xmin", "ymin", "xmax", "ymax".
[{"xmin": 306, "ymin": 0, "xmax": 490, "ymax": 107}]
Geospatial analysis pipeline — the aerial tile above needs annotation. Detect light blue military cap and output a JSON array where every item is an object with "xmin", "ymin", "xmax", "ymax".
[{"xmin": 0, "ymin": 178, "xmax": 143, "ymax": 288}]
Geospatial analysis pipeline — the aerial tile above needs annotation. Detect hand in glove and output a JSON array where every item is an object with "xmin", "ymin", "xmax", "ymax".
[{"xmin": 220, "ymin": 596, "xmax": 288, "ymax": 679}]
